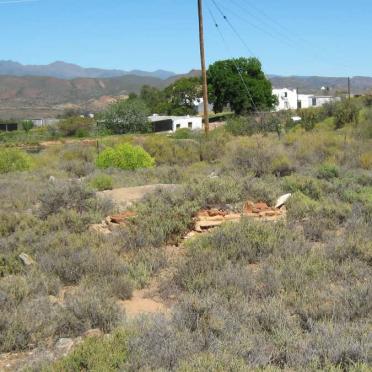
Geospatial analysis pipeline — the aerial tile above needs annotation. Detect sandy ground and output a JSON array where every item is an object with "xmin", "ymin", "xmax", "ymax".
[{"xmin": 97, "ymin": 184, "xmax": 179, "ymax": 208}]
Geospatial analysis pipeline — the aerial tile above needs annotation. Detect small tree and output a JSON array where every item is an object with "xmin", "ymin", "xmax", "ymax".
[
  {"xmin": 334, "ymin": 100, "xmax": 360, "ymax": 129},
  {"xmin": 20, "ymin": 120, "xmax": 34, "ymax": 133},
  {"xmin": 100, "ymin": 99, "xmax": 150, "ymax": 134}
]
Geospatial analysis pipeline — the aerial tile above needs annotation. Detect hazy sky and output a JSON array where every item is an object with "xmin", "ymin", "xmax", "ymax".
[{"xmin": 1, "ymin": 0, "xmax": 371, "ymax": 76}]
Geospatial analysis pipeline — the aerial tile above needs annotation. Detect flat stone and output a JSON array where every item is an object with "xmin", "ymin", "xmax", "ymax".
[
  {"xmin": 55, "ymin": 338, "xmax": 74, "ymax": 354},
  {"xmin": 18, "ymin": 253, "xmax": 36, "ymax": 266},
  {"xmin": 83, "ymin": 329, "xmax": 103, "ymax": 338}
]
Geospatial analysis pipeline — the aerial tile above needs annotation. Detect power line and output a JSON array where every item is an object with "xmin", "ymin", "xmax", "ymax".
[
  {"xmin": 207, "ymin": 2, "xmax": 259, "ymax": 112},
  {"xmin": 210, "ymin": 0, "xmax": 256, "ymax": 57},
  {"xmin": 222, "ymin": 0, "xmax": 353, "ymax": 73}
]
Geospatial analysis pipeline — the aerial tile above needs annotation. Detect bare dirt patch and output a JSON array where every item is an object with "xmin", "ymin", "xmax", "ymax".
[{"xmin": 97, "ymin": 184, "xmax": 179, "ymax": 209}]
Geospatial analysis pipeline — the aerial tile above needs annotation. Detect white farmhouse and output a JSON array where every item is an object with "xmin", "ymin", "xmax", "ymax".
[
  {"xmin": 148, "ymin": 114, "xmax": 203, "ymax": 133},
  {"xmin": 273, "ymin": 88, "xmax": 298, "ymax": 111},
  {"xmin": 273, "ymin": 88, "xmax": 340, "ymax": 111}
]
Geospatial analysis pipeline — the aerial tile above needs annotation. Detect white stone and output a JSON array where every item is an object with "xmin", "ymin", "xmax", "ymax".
[{"xmin": 275, "ymin": 193, "xmax": 292, "ymax": 209}]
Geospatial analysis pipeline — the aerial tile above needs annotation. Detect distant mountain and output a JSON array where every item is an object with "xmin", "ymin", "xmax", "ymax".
[
  {"xmin": 1, "ymin": 67, "xmax": 372, "ymax": 119},
  {"xmin": 0, "ymin": 60, "xmax": 176, "ymax": 80},
  {"xmin": 0, "ymin": 74, "xmax": 170, "ymax": 119}
]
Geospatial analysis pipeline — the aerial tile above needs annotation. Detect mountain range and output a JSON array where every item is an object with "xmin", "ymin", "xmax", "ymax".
[
  {"xmin": 0, "ymin": 61, "xmax": 371, "ymax": 119},
  {"xmin": 0, "ymin": 60, "xmax": 176, "ymax": 80}
]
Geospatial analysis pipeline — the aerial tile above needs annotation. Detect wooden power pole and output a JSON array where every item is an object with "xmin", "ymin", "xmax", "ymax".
[{"xmin": 198, "ymin": 0, "xmax": 209, "ymax": 135}]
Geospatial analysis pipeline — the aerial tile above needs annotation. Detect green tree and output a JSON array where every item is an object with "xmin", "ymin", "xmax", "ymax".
[
  {"xmin": 164, "ymin": 77, "xmax": 202, "ymax": 115},
  {"xmin": 58, "ymin": 117, "xmax": 93, "ymax": 137},
  {"xmin": 100, "ymin": 99, "xmax": 150, "ymax": 134},
  {"xmin": 140, "ymin": 85, "xmax": 170, "ymax": 114},
  {"xmin": 207, "ymin": 57, "xmax": 276, "ymax": 114},
  {"xmin": 20, "ymin": 120, "xmax": 34, "ymax": 133}
]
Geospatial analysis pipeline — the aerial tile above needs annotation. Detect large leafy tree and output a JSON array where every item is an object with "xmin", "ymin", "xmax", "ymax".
[
  {"xmin": 164, "ymin": 77, "xmax": 202, "ymax": 115},
  {"xmin": 100, "ymin": 98, "xmax": 150, "ymax": 134},
  {"xmin": 207, "ymin": 57, "xmax": 276, "ymax": 114}
]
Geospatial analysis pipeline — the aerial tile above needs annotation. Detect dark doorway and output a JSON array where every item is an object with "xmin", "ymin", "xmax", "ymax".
[
  {"xmin": 0, "ymin": 123, "xmax": 18, "ymax": 132},
  {"xmin": 152, "ymin": 119, "xmax": 173, "ymax": 133}
]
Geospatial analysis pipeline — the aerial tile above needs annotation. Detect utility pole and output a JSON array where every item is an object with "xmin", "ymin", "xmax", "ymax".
[
  {"xmin": 348, "ymin": 77, "xmax": 351, "ymax": 100},
  {"xmin": 198, "ymin": 0, "xmax": 209, "ymax": 135}
]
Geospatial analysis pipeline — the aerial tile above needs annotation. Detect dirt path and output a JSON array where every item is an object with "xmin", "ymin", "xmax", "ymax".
[{"xmin": 118, "ymin": 245, "xmax": 183, "ymax": 319}]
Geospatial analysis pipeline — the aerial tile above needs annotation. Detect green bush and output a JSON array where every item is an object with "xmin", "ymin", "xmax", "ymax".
[
  {"xmin": 0, "ymin": 148, "xmax": 32, "ymax": 174},
  {"xmin": 143, "ymin": 136, "xmax": 200, "ymax": 166},
  {"xmin": 45, "ymin": 329, "xmax": 129, "ymax": 372},
  {"xmin": 225, "ymin": 116, "xmax": 256, "ymax": 136},
  {"xmin": 89, "ymin": 174, "xmax": 114, "ymax": 191},
  {"xmin": 96, "ymin": 143, "xmax": 155, "ymax": 170},
  {"xmin": 21, "ymin": 120, "xmax": 34, "ymax": 133},
  {"xmin": 334, "ymin": 100, "xmax": 360, "ymax": 129},
  {"xmin": 317, "ymin": 163, "xmax": 339, "ymax": 180}
]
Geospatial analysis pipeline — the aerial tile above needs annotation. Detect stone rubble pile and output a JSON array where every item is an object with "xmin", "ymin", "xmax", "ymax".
[{"xmin": 193, "ymin": 201, "xmax": 286, "ymax": 233}]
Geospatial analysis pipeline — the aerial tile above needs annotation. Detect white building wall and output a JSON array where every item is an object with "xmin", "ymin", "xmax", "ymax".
[
  {"xmin": 273, "ymin": 88, "xmax": 340, "ymax": 111},
  {"xmin": 273, "ymin": 88, "xmax": 298, "ymax": 111},
  {"xmin": 172, "ymin": 117, "xmax": 203, "ymax": 132}
]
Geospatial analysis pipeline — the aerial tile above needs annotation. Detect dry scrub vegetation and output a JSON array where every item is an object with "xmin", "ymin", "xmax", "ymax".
[{"xmin": 0, "ymin": 100, "xmax": 371, "ymax": 371}]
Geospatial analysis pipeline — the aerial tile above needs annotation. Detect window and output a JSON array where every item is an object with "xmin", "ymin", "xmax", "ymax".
[
  {"xmin": 312, "ymin": 97, "xmax": 317, "ymax": 106},
  {"xmin": 284, "ymin": 92, "xmax": 288, "ymax": 98},
  {"xmin": 176, "ymin": 124, "xmax": 181, "ymax": 129},
  {"xmin": 188, "ymin": 122, "xmax": 193, "ymax": 129}
]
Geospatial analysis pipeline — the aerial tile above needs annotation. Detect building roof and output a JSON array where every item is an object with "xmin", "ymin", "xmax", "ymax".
[{"xmin": 148, "ymin": 115, "xmax": 201, "ymax": 122}]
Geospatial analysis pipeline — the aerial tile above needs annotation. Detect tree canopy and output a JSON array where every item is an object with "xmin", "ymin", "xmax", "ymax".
[
  {"xmin": 140, "ymin": 77, "xmax": 202, "ymax": 116},
  {"xmin": 207, "ymin": 57, "xmax": 276, "ymax": 114},
  {"xmin": 100, "ymin": 98, "xmax": 150, "ymax": 134}
]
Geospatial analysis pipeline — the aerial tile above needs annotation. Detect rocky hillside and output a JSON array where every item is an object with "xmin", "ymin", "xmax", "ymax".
[{"xmin": 0, "ymin": 74, "xmax": 169, "ymax": 119}]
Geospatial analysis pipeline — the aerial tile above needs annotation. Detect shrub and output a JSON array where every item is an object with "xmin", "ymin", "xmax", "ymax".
[
  {"xmin": 61, "ymin": 160, "xmax": 95, "ymax": 178},
  {"xmin": 64, "ymin": 285, "xmax": 122, "ymax": 333},
  {"xmin": 0, "ymin": 148, "xmax": 31, "ymax": 174},
  {"xmin": 38, "ymin": 181, "xmax": 95, "ymax": 219},
  {"xmin": 143, "ymin": 136, "xmax": 200, "ymax": 166},
  {"xmin": 21, "ymin": 120, "xmax": 34, "ymax": 133},
  {"xmin": 334, "ymin": 100, "xmax": 360, "ymax": 129},
  {"xmin": 109, "ymin": 275, "xmax": 133, "ymax": 300},
  {"xmin": 89, "ymin": 174, "xmax": 114, "ymax": 191},
  {"xmin": 225, "ymin": 116, "xmax": 257, "ymax": 136},
  {"xmin": 298, "ymin": 108, "xmax": 320, "ymax": 131},
  {"xmin": 45, "ymin": 329, "xmax": 129, "ymax": 372},
  {"xmin": 359, "ymin": 152, "xmax": 372, "ymax": 170},
  {"xmin": 96, "ymin": 143, "xmax": 155, "ymax": 170},
  {"xmin": 172, "ymin": 128, "xmax": 193, "ymax": 139},
  {"xmin": 317, "ymin": 163, "xmax": 339, "ymax": 180},
  {"xmin": 58, "ymin": 117, "xmax": 93, "ymax": 137},
  {"xmin": 226, "ymin": 137, "xmax": 275, "ymax": 177}
]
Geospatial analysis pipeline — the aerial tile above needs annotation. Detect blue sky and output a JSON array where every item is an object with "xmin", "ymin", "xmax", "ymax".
[{"xmin": 0, "ymin": 0, "xmax": 371, "ymax": 76}]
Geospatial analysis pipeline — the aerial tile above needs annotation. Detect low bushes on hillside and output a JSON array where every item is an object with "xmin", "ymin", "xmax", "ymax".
[
  {"xmin": 89, "ymin": 174, "xmax": 114, "ymax": 191},
  {"xmin": 0, "ymin": 148, "xmax": 32, "ymax": 174},
  {"xmin": 96, "ymin": 143, "xmax": 155, "ymax": 170}
]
